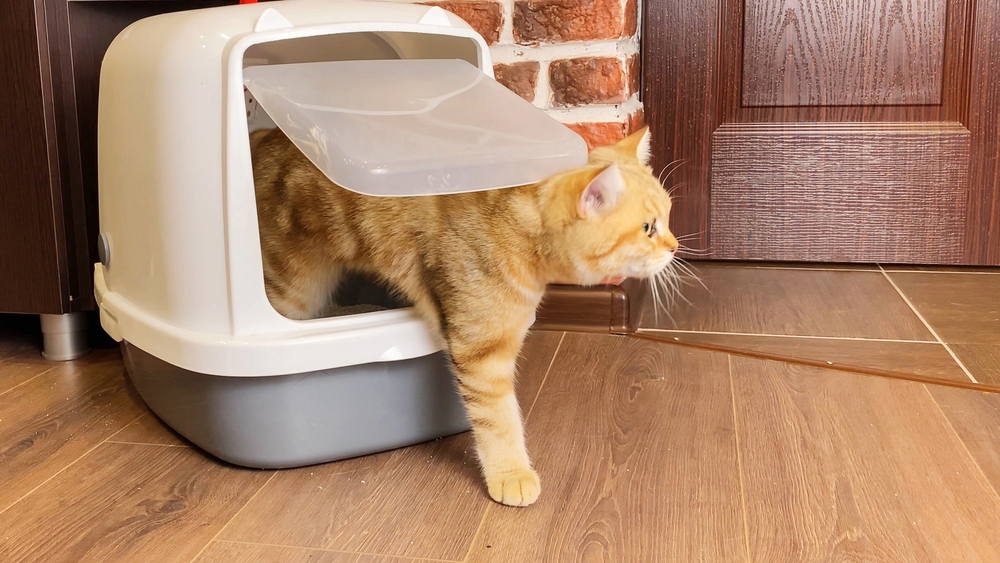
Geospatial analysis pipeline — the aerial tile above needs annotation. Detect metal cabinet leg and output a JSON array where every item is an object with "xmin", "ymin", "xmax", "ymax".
[{"xmin": 40, "ymin": 312, "xmax": 90, "ymax": 361}]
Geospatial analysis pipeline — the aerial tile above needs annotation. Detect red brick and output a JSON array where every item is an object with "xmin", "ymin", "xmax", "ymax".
[
  {"xmin": 626, "ymin": 53, "xmax": 640, "ymax": 97},
  {"xmin": 627, "ymin": 108, "xmax": 645, "ymax": 134},
  {"xmin": 493, "ymin": 62, "xmax": 540, "ymax": 102},
  {"xmin": 565, "ymin": 109, "xmax": 645, "ymax": 150},
  {"xmin": 565, "ymin": 121, "xmax": 628, "ymax": 150},
  {"xmin": 513, "ymin": 0, "xmax": 624, "ymax": 45},
  {"xmin": 422, "ymin": 1, "xmax": 503, "ymax": 45},
  {"xmin": 623, "ymin": 0, "xmax": 638, "ymax": 36},
  {"xmin": 549, "ymin": 57, "xmax": 626, "ymax": 107}
]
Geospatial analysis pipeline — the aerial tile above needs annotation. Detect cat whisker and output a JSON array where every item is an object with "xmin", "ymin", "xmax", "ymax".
[
  {"xmin": 665, "ymin": 181, "xmax": 689, "ymax": 198},
  {"xmin": 656, "ymin": 159, "xmax": 688, "ymax": 185},
  {"xmin": 671, "ymin": 258, "xmax": 708, "ymax": 292},
  {"xmin": 664, "ymin": 265, "xmax": 693, "ymax": 306},
  {"xmin": 675, "ymin": 231, "xmax": 706, "ymax": 242}
]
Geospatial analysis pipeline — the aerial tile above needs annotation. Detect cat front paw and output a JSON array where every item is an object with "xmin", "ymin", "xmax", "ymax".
[{"xmin": 486, "ymin": 467, "xmax": 540, "ymax": 507}]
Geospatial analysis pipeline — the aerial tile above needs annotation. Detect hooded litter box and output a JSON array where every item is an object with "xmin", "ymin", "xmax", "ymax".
[{"xmin": 94, "ymin": 1, "xmax": 587, "ymax": 468}]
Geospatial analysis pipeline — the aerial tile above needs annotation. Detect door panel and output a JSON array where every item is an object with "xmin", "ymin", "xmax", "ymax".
[
  {"xmin": 742, "ymin": 0, "xmax": 947, "ymax": 107},
  {"xmin": 710, "ymin": 123, "xmax": 968, "ymax": 262},
  {"xmin": 643, "ymin": 0, "xmax": 1000, "ymax": 265}
]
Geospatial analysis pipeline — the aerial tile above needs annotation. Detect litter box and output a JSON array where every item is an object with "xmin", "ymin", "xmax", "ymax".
[{"xmin": 94, "ymin": 0, "xmax": 588, "ymax": 468}]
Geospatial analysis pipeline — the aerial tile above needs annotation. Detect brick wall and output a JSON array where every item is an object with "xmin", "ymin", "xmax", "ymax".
[{"xmin": 416, "ymin": 0, "xmax": 643, "ymax": 150}]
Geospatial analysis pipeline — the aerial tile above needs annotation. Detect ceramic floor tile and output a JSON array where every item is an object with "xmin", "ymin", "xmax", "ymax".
[
  {"xmin": 949, "ymin": 344, "xmax": 1000, "ymax": 386},
  {"xmin": 643, "ymin": 264, "xmax": 932, "ymax": 340},
  {"xmin": 887, "ymin": 271, "xmax": 1000, "ymax": 343},
  {"xmin": 640, "ymin": 331, "xmax": 970, "ymax": 383}
]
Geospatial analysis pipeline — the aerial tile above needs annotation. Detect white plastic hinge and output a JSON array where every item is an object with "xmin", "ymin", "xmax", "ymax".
[
  {"xmin": 254, "ymin": 8, "xmax": 294, "ymax": 32},
  {"xmin": 418, "ymin": 6, "xmax": 453, "ymax": 26}
]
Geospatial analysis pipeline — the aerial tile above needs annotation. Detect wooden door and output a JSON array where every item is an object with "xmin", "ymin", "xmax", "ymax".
[{"xmin": 643, "ymin": 0, "xmax": 1000, "ymax": 265}]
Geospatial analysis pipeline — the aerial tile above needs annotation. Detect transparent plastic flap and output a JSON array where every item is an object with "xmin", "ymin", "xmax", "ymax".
[{"xmin": 244, "ymin": 58, "xmax": 588, "ymax": 196}]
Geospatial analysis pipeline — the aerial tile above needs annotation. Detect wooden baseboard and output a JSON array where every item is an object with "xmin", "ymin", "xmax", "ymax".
[{"xmin": 533, "ymin": 279, "xmax": 647, "ymax": 334}]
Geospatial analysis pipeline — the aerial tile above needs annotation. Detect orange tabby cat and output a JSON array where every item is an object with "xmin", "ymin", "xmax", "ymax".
[{"xmin": 251, "ymin": 126, "xmax": 678, "ymax": 506}]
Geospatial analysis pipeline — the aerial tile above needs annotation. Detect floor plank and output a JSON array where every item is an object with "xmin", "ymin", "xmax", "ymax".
[
  {"xmin": 644, "ymin": 264, "xmax": 932, "ymax": 340},
  {"xmin": 0, "ymin": 442, "xmax": 272, "ymax": 563},
  {"xmin": 927, "ymin": 385, "xmax": 1000, "ymax": 496},
  {"xmin": 887, "ymin": 272, "xmax": 1000, "ymax": 343},
  {"xmin": 0, "ymin": 349, "xmax": 146, "ymax": 513},
  {"xmin": 466, "ymin": 333, "xmax": 747, "ymax": 563},
  {"xmin": 218, "ymin": 433, "xmax": 487, "ymax": 560},
  {"xmin": 514, "ymin": 331, "xmax": 564, "ymax": 418},
  {"xmin": 108, "ymin": 412, "xmax": 188, "ymax": 447},
  {"xmin": 0, "ymin": 361, "xmax": 56, "ymax": 396},
  {"xmin": 194, "ymin": 541, "xmax": 448, "ymax": 563},
  {"xmin": 642, "ymin": 332, "xmax": 969, "ymax": 383},
  {"xmin": 216, "ymin": 332, "xmax": 563, "ymax": 561},
  {"xmin": 731, "ymin": 356, "xmax": 1000, "ymax": 563}
]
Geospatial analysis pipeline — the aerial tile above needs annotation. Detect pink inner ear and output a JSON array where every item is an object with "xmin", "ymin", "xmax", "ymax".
[{"xmin": 579, "ymin": 163, "xmax": 625, "ymax": 218}]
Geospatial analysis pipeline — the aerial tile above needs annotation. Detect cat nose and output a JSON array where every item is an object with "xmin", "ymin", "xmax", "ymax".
[{"xmin": 664, "ymin": 232, "xmax": 679, "ymax": 252}]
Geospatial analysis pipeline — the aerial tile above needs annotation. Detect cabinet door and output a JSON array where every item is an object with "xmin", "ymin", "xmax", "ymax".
[
  {"xmin": 644, "ymin": 0, "xmax": 1000, "ymax": 265},
  {"xmin": 0, "ymin": 0, "xmax": 66, "ymax": 314}
]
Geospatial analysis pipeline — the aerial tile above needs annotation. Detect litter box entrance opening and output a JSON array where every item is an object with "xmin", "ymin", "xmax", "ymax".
[
  {"xmin": 242, "ymin": 31, "xmax": 474, "ymax": 320},
  {"xmin": 328, "ymin": 272, "xmax": 412, "ymax": 318}
]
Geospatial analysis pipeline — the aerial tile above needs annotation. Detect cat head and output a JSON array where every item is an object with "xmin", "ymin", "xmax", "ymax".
[{"xmin": 543, "ymin": 127, "xmax": 679, "ymax": 285}]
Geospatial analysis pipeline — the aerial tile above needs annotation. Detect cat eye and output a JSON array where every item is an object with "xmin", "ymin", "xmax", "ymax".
[{"xmin": 643, "ymin": 220, "xmax": 657, "ymax": 238}]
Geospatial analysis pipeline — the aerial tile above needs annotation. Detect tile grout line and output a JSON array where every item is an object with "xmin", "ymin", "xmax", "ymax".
[
  {"xmin": 879, "ymin": 267, "xmax": 980, "ymax": 384},
  {"xmin": 459, "ymin": 332, "xmax": 567, "ymax": 563},
  {"xmin": 187, "ymin": 471, "xmax": 278, "ymax": 563},
  {"xmin": 727, "ymin": 355, "xmax": 754, "ymax": 563},
  {"xmin": 0, "ymin": 411, "xmax": 146, "ymax": 518},
  {"xmin": 705, "ymin": 265, "xmax": 882, "ymax": 272},
  {"xmin": 637, "ymin": 328, "xmax": 936, "ymax": 344},
  {"xmin": 211, "ymin": 539, "xmax": 462, "ymax": 562},
  {"xmin": 881, "ymin": 269, "xmax": 1000, "ymax": 275},
  {"xmin": 922, "ymin": 384, "xmax": 1000, "ymax": 504}
]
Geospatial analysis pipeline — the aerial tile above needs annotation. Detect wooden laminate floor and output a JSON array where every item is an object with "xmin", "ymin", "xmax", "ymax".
[{"xmin": 1, "ymin": 264, "xmax": 999, "ymax": 562}]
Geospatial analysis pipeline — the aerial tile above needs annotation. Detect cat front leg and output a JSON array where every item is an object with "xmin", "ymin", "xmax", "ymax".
[{"xmin": 447, "ymin": 312, "xmax": 539, "ymax": 507}]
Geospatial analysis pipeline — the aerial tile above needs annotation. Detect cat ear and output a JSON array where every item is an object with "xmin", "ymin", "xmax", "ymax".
[
  {"xmin": 615, "ymin": 126, "xmax": 652, "ymax": 166},
  {"xmin": 579, "ymin": 163, "xmax": 626, "ymax": 218}
]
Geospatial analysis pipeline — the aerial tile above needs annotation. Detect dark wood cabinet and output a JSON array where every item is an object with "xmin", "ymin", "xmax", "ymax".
[{"xmin": 0, "ymin": 0, "xmax": 232, "ymax": 317}]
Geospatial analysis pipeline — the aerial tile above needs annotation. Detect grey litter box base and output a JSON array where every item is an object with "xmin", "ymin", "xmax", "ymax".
[{"xmin": 121, "ymin": 341, "xmax": 471, "ymax": 469}]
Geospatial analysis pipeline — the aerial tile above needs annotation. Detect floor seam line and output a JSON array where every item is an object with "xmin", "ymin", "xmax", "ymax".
[
  {"xmin": 211, "ymin": 539, "xmax": 462, "ymax": 562},
  {"xmin": 187, "ymin": 471, "xmax": 278, "ymax": 563},
  {"xmin": 923, "ymin": 384, "xmax": 1000, "ymax": 504},
  {"xmin": 637, "ymin": 328, "xmax": 935, "ymax": 343},
  {"xmin": 0, "ymin": 364, "xmax": 60, "ymax": 398},
  {"xmin": 0, "ymin": 411, "xmax": 145, "ymax": 518},
  {"xmin": 524, "ymin": 332, "xmax": 566, "ymax": 424},
  {"xmin": 728, "ymin": 355, "xmax": 754, "ymax": 563},
  {"xmin": 104, "ymin": 440, "xmax": 190, "ymax": 448},
  {"xmin": 879, "ymin": 267, "xmax": 980, "ymax": 384},
  {"xmin": 462, "ymin": 505, "xmax": 492, "ymax": 563}
]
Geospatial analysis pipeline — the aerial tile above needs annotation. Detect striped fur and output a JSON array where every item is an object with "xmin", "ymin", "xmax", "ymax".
[{"xmin": 251, "ymin": 127, "xmax": 678, "ymax": 506}]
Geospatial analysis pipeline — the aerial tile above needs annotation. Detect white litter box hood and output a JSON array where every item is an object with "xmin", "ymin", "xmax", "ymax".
[{"xmin": 94, "ymin": 0, "xmax": 586, "ymax": 377}]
